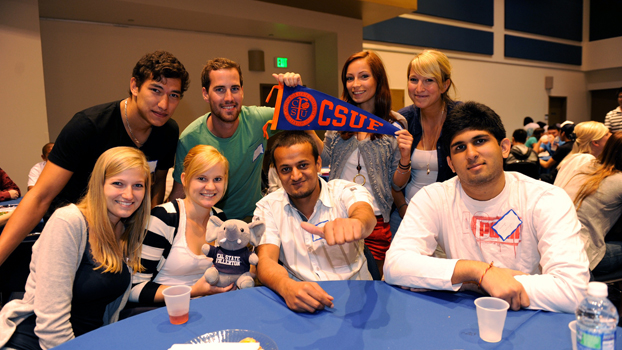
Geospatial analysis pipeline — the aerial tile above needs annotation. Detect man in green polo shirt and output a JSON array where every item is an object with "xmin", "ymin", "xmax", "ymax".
[{"xmin": 170, "ymin": 58, "xmax": 320, "ymax": 220}]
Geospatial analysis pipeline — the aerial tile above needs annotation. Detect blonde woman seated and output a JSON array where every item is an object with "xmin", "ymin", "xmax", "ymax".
[
  {"xmin": 0, "ymin": 147, "xmax": 151, "ymax": 350},
  {"xmin": 129, "ymin": 145, "xmax": 232, "ymax": 308},
  {"xmin": 573, "ymin": 132, "xmax": 622, "ymax": 276},
  {"xmin": 554, "ymin": 121, "xmax": 611, "ymax": 200}
]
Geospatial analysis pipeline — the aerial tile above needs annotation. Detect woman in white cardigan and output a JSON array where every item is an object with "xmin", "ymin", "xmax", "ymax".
[{"xmin": 0, "ymin": 147, "xmax": 151, "ymax": 350}]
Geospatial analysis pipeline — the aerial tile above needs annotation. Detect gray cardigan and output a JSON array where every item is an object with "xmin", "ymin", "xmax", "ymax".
[
  {"xmin": 0, "ymin": 205, "xmax": 130, "ymax": 350},
  {"xmin": 321, "ymin": 115, "xmax": 407, "ymax": 221},
  {"xmin": 576, "ymin": 172, "xmax": 622, "ymax": 270}
]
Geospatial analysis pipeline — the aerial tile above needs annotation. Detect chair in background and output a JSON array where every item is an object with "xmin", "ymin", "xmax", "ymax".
[
  {"xmin": 0, "ymin": 235, "xmax": 38, "ymax": 306},
  {"xmin": 504, "ymin": 161, "xmax": 541, "ymax": 180}
]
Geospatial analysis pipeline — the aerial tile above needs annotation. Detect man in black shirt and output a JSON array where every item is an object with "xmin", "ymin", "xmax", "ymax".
[
  {"xmin": 0, "ymin": 50, "xmax": 190, "ymax": 266},
  {"xmin": 540, "ymin": 123, "xmax": 575, "ymax": 183}
]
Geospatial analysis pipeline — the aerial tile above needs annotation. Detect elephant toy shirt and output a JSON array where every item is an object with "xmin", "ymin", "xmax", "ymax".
[{"xmin": 206, "ymin": 247, "xmax": 252, "ymax": 275}]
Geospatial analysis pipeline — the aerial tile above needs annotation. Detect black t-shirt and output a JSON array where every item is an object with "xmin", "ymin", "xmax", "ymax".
[
  {"xmin": 48, "ymin": 100, "xmax": 179, "ymax": 207},
  {"xmin": 552, "ymin": 141, "xmax": 574, "ymax": 164},
  {"xmin": 70, "ymin": 238, "xmax": 130, "ymax": 336}
]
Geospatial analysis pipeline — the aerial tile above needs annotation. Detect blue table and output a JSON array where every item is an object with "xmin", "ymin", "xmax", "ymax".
[
  {"xmin": 1, "ymin": 198, "xmax": 22, "ymax": 206},
  {"xmin": 0, "ymin": 197, "xmax": 45, "ymax": 234},
  {"xmin": 53, "ymin": 281, "xmax": 621, "ymax": 350}
]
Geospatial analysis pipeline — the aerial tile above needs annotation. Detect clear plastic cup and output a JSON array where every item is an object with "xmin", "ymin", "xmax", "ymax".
[
  {"xmin": 568, "ymin": 320, "xmax": 577, "ymax": 350},
  {"xmin": 475, "ymin": 297, "xmax": 510, "ymax": 342},
  {"xmin": 162, "ymin": 285, "xmax": 192, "ymax": 325}
]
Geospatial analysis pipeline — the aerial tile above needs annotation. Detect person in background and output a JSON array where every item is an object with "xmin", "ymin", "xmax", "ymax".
[
  {"xmin": 0, "ymin": 147, "xmax": 151, "ymax": 350},
  {"xmin": 0, "ymin": 51, "xmax": 188, "ymax": 267},
  {"xmin": 255, "ymin": 131, "xmax": 376, "ymax": 313},
  {"xmin": 391, "ymin": 49, "xmax": 459, "ymax": 237},
  {"xmin": 384, "ymin": 101, "xmax": 589, "ymax": 313},
  {"xmin": 0, "ymin": 168, "xmax": 20, "ymax": 202},
  {"xmin": 540, "ymin": 123, "xmax": 576, "ymax": 183},
  {"xmin": 554, "ymin": 121, "xmax": 610, "ymax": 200},
  {"xmin": 130, "ymin": 145, "xmax": 232, "ymax": 309},
  {"xmin": 525, "ymin": 128, "xmax": 543, "ymax": 149},
  {"xmin": 504, "ymin": 129, "xmax": 539, "ymax": 179},
  {"xmin": 523, "ymin": 117, "xmax": 539, "ymax": 137},
  {"xmin": 27, "ymin": 142, "xmax": 54, "ymax": 191},
  {"xmin": 536, "ymin": 124, "xmax": 560, "ymax": 155},
  {"xmin": 321, "ymin": 51, "xmax": 412, "ymax": 276},
  {"xmin": 604, "ymin": 88, "xmax": 622, "ymax": 133},
  {"xmin": 168, "ymin": 58, "xmax": 321, "ymax": 221},
  {"xmin": 573, "ymin": 132, "xmax": 622, "ymax": 277}
]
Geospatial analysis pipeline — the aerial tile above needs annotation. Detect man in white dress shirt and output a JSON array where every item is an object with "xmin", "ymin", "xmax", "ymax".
[
  {"xmin": 384, "ymin": 101, "xmax": 589, "ymax": 313},
  {"xmin": 255, "ymin": 131, "xmax": 377, "ymax": 313},
  {"xmin": 27, "ymin": 142, "xmax": 54, "ymax": 191}
]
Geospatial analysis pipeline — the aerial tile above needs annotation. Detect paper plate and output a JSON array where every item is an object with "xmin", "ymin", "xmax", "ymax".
[{"xmin": 188, "ymin": 329, "xmax": 278, "ymax": 350}]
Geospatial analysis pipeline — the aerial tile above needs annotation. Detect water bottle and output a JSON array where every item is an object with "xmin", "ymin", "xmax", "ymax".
[{"xmin": 576, "ymin": 282, "xmax": 618, "ymax": 350}]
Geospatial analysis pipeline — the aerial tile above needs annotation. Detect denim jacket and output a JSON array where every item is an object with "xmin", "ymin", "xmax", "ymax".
[
  {"xmin": 398, "ymin": 101, "xmax": 461, "ymax": 183},
  {"xmin": 321, "ymin": 114, "xmax": 407, "ymax": 221}
]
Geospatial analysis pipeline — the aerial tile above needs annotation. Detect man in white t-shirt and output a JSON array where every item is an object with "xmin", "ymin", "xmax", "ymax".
[
  {"xmin": 255, "ymin": 131, "xmax": 376, "ymax": 313},
  {"xmin": 27, "ymin": 142, "xmax": 54, "ymax": 191},
  {"xmin": 384, "ymin": 101, "xmax": 589, "ymax": 313}
]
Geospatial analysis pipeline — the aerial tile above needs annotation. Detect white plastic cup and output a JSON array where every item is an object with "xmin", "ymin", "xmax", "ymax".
[
  {"xmin": 475, "ymin": 297, "xmax": 510, "ymax": 342},
  {"xmin": 162, "ymin": 285, "xmax": 191, "ymax": 325},
  {"xmin": 568, "ymin": 320, "xmax": 577, "ymax": 350}
]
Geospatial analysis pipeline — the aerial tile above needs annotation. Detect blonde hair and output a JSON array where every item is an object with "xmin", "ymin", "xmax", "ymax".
[
  {"xmin": 558, "ymin": 121, "xmax": 608, "ymax": 169},
  {"xmin": 182, "ymin": 145, "xmax": 229, "ymax": 196},
  {"xmin": 407, "ymin": 49, "xmax": 456, "ymax": 104},
  {"xmin": 77, "ymin": 147, "xmax": 151, "ymax": 273},
  {"xmin": 574, "ymin": 132, "xmax": 622, "ymax": 209}
]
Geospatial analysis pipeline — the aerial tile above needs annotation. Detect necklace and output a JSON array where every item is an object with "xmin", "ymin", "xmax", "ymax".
[
  {"xmin": 125, "ymin": 99, "xmax": 143, "ymax": 147},
  {"xmin": 353, "ymin": 149, "xmax": 366, "ymax": 186},
  {"xmin": 421, "ymin": 106, "xmax": 445, "ymax": 175}
]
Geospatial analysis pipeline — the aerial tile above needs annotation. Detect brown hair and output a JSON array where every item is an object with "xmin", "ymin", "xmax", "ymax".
[
  {"xmin": 201, "ymin": 58, "xmax": 243, "ymax": 90},
  {"xmin": 130, "ymin": 50, "xmax": 189, "ymax": 98},
  {"xmin": 340, "ymin": 51, "xmax": 400, "ymax": 140}
]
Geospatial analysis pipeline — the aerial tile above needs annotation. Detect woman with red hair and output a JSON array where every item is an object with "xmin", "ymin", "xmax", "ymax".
[{"xmin": 321, "ymin": 51, "xmax": 413, "ymax": 277}]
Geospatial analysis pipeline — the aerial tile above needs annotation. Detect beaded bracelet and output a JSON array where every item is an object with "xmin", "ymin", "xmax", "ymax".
[
  {"xmin": 398, "ymin": 160, "xmax": 411, "ymax": 169},
  {"xmin": 478, "ymin": 261, "xmax": 494, "ymax": 288},
  {"xmin": 396, "ymin": 168, "xmax": 410, "ymax": 175}
]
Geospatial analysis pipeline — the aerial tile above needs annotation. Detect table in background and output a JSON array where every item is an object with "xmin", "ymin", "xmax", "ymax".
[
  {"xmin": 2, "ymin": 198, "xmax": 22, "ymax": 206},
  {"xmin": 55, "ymin": 281, "xmax": 620, "ymax": 350}
]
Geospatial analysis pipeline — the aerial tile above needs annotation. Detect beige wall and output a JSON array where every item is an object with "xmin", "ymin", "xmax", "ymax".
[
  {"xmin": 2, "ymin": 0, "xmax": 363, "ymax": 188},
  {"xmin": 0, "ymin": 0, "xmax": 49, "ymax": 192},
  {"xmin": 40, "ymin": 19, "xmax": 316, "ymax": 140}
]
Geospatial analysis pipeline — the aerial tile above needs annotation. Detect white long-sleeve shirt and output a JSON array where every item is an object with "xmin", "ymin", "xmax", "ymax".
[{"xmin": 385, "ymin": 172, "xmax": 589, "ymax": 313}]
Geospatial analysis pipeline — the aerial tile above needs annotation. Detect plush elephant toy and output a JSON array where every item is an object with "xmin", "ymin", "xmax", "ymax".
[{"xmin": 201, "ymin": 216, "xmax": 265, "ymax": 289}]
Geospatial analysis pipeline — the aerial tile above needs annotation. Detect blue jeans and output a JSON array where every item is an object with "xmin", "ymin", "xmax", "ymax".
[
  {"xmin": 389, "ymin": 209, "xmax": 402, "ymax": 239},
  {"xmin": 593, "ymin": 242, "xmax": 622, "ymax": 276}
]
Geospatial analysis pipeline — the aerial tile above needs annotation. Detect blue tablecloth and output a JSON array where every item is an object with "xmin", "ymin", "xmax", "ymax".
[
  {"xmin": 54, "ymin": 280, "xmax": 620, "ymax": 350},
  {"xmin": 1, "ymin": 197, "xmax": 22, "ymax": 206}
]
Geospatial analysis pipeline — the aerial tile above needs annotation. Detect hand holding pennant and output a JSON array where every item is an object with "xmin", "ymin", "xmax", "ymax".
[{"xmin": 263, "ymin": 85, "xmax": 400, "ymax": 137}]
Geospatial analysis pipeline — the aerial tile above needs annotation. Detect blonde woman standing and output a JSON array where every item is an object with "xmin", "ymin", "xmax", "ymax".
[
  {"xmin": 0, "ymin": 147, "xmax": 151, "ymax": 350},
  {"xmin": 391, "ymin": 50, "xmax": 459, "ymax": 237}
]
